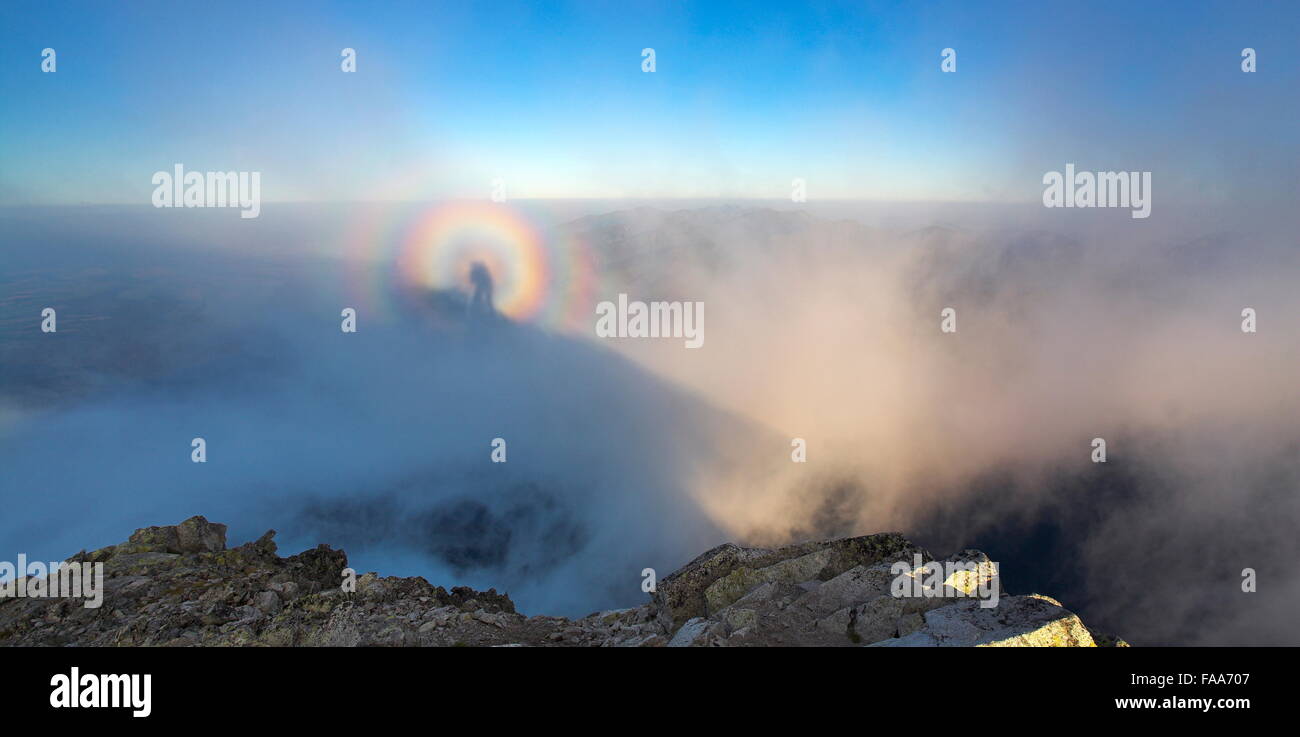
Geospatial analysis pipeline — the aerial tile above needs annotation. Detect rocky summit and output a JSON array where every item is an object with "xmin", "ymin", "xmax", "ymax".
[{"xmin": 0, "ymin": 516, "xmax": 1126, "ymax": 647}]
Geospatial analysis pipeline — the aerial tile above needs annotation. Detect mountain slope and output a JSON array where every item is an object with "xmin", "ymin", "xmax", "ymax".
[{"xmin": 0, "ymin": 516, "xmax": 1123, "ymax": 647}]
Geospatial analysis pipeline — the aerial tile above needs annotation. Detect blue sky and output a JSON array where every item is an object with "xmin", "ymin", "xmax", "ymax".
[{"xmin": 1, "ymin": 0, "xmax": 1296, "ymax": 204}]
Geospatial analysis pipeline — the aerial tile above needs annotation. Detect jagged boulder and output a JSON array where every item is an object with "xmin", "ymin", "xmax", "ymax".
[
  {"xmin": 867, "ymin": 594, "xmax": 1097, "ymax": 647},
  {"xmin": 653, "ymin": 533, "xmax": 924, "ymax": 629},
  {"xmin": 125, "ymin": 515, "xmax": 228, "ymax": 554}
]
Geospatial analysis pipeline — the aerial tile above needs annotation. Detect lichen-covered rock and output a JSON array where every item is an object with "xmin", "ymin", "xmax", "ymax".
[{"xmin": 1090, "ymin": 631, "xmax": 1131, "ymax": 647}]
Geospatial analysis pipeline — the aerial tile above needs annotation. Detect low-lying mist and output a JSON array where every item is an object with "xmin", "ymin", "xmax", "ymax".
[
  {"xmin": 0, "ymin": 206, "xmax": 762, "ymax": 616},
  {"xmin": 573, "ymin": 204, "xmax": 1300, "ymax": 644}
]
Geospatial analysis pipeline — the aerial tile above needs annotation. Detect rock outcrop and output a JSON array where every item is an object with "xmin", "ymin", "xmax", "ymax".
[{"xmin": 0, "ymin": 516, "xmax": 1126, "ymax": 647}]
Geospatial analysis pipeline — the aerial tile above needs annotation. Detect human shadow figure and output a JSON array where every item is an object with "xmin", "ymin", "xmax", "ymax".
[{"xmin": 468, "ymin": 261, "xmax": 495, "ymax": 319}]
